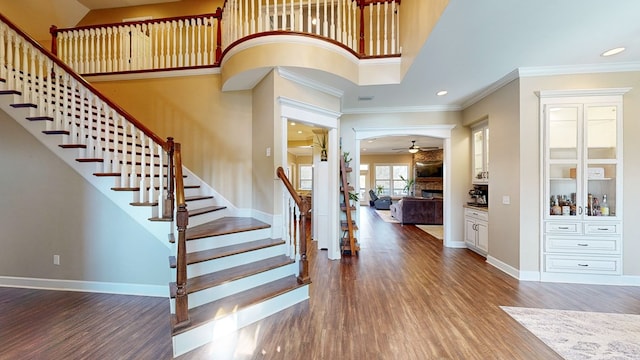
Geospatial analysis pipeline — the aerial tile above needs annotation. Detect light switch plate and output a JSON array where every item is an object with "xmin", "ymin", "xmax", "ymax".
[{"xmin": 502, "ymin": 195, "xmax": 510, "ymax": 205}]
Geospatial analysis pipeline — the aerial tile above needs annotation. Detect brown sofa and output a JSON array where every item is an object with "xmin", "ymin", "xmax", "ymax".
[{"xmin": 389, "ymin": 197, "xmax": 443, "ymax": 225}]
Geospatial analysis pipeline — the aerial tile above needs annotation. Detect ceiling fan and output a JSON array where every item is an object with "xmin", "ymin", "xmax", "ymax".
[{"xmin": 392, "ymin": 140, "xmax": 438, "ymax": 153}]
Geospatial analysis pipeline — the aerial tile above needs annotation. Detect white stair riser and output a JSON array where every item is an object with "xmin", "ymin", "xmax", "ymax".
[
  {"xmin": 187, "ymin": 228, "xmax": 272, "ymax": 252},
  {"xmin": 186, "ymin": 210, "xmax": 228, "ymax": 228},
  {"xmin": 169, "ymin": 262, "xmax": 296, "ymax": 313},
  {"xmin": 171, "ymin": 285, "xmax": 309, "ymax": 358},
  {"xmin": 186, "ymin": 244, "xmax": 286, "ymax": 278}
]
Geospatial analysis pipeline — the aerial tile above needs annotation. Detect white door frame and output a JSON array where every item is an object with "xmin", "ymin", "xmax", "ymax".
[
  {"xmin": 279, "ymin": 97, "xmax": 342, "ymax": 260},
  {"xmin": 353, "ymin": 125, "xmax": 456, "ymax": 248}
]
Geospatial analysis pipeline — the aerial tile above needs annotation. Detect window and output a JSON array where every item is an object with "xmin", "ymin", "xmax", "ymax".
[
  {"xmin": 375, "ymin": 164, "xmax": 409, "ymax": 196},
  {"xmin": 299, "ymin": 164, "xmax": 313, "ymax": 190}
]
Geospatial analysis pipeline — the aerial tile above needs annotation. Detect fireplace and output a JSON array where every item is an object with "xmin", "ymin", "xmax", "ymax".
[{"xmin": 422, "ymin": 189, "xmax": 443, "ymax": 198}]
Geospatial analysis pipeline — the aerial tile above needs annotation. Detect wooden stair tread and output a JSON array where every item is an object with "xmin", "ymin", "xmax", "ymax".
[
  {"xmin": 171, "ymin": 275, "xmax": 307, "ymax": 335},
  {"xmin": 186, "ymin": 217, "xmax": 270, "ymax": 240},
  {"xmin": 181, "ymin": 238, "xmax": 285, "ymax": 266},
  {"xmin": 169, "ymin": 255, "xmax": 294, "ymax": 298},
  {"xmin": 185, "ymin": 195, "xmax": 214, "ymax": 202},
  {"xmin": 188, "ymin": 205, "xmax": 226, "ymax": 217}
]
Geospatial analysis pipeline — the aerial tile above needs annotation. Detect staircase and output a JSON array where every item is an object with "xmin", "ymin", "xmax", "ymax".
[{"xmin": 1, "ymin": 13, "xmax": 309, "ymax": 358}]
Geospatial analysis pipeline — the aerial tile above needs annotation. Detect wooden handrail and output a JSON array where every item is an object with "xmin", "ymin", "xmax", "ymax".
[
  {"xmin": 173, "ymin": 142, "xmax": 189, "ymax": 326},
  {"xmin": 0, "ymin": 12, "xmax": 167, "ymax": 149},
  {"xmin": 276, "ymin": 167, "xmax": 310, "ymax": 284}
]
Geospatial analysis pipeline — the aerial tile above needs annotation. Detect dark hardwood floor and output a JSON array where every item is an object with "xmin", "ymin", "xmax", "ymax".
[{"xmin": 2, "ymin": 206, "xmax": 639, "ymax": 359}]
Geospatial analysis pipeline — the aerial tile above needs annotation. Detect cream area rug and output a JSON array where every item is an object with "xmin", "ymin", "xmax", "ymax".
[
  {"xmin": 501, "ymin": 306, "xmax": 640, "ymax": 359},
  {"xmin": 415, "ymin": 225, "xmax": 443, "ymax": 240},
  {"xmin": 374, "ymin": 209, "xmax": 399, "ymax": 223}
]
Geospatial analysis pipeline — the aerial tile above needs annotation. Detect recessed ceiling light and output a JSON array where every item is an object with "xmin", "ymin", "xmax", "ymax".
[
  {"xmin": 290, "ymin": 122, "xmax": 296, "ymax": 126},
  {"xmin": 436, "ymin": 90, "xmax": 448, "ymax": 96},
  {"xmin": 297, "ymin": 130, "xmax": 303, "ymax": 134},
  {"xmin": 601, "ymin": 47, "xmax": 625, "ymax": 57}
]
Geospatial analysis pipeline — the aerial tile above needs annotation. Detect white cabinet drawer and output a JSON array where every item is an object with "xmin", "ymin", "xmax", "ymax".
[
  {"xmin": 464, "ymin": 208, "xmax": 488, "ymax": 221},
  {"xmin": 545, "ymin": 237, "xmax": 620, "ymax": 254},
  {"xmin": 545, "ymin": 255, "xmax": 621, "ymax": 275},
  {"xmin": 545, "ymin": 222, "xmax": 579, "ymax": 234},
  {"xmin": 585, "ymin": 223, "xmax": 619, "ymax": 235}
]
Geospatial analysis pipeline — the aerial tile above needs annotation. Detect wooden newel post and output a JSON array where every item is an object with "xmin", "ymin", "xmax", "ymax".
[
  {"xmin": 215, "ymin": 7, "xmax": 223, "ymax": 64},
  {"xmin": 174, "ymin": 142, "xmax": 190, "ymax": 326},
  {"xmin": 165, "ymin": 137, "xmax": 175, "ymax": 219},
  {"xmin": 49, "ymin": 25, "xmax": 58, "ymax": 56},
  {"xmin": 297, "ymin": 198, "xmax": 310, "ymax": 284}
]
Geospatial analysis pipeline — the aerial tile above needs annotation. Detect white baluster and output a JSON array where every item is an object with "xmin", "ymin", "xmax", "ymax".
[
  {"xmin": 274, "ymin": 0, "xmax": 278, "ymax": 31},
  {"xmin": 13, "ymin": 33, "xmax": 21, "ymax": 91},
  {"xmin": 396, "ymin": 1, "xmax": 400, "ymax": 54},
  {"xmin": 368, "ymin": 2, "xmax": 373, "ymax": 55},
  {"xmin": 159, "ymin": 22, "xmax": 167, "ymax": 68},
  {"xmin": 139, "ymin": 133, "xmax": 147, "ymax": 203},
  {"xmin": 258, "ymin": 0, "xmax": 263, "ymax": 32},
  {"xmin": 37, "ymin": 56, "xmax": 46, "ymax": 121},
  {"xmin": 384, "ymin": 1, "xmax": 388, "ymax": 55},
  {"xmin": 177, "ymin": 20, "xmax": 184, "ymax": 67},
  {"xmin": 62, "ymin": 73, "xmax": 70, "ymax": 137},
  {"xmin": 306, "ymin": 0, "xmax": 311, "ymax": 33},
  {"xmin": 71, "ymin": 30, "xmax": 78, "ymax": 72},
  {"xmin": 21, "ymin": 43, "xmax": 29, "ymax": 104},
  {"xmin": 157, "ymin": 145, "xmax": 165, "ymax": 216},
  {"xmin": 112, "ymin": 112, "xmax": 121, "ymax": 173},
  {"xmin": 148, "ymin": 138, "xmax": 156, "ymax": 205},
  {"xmin": 281, "ymin": 0, "xmax": 287, "ymax": 31},
  {"xmin": 316, "ymin": 0, "xmax": 326, "ymax": 35},
  {"xmin": 251, "ymin": 0, "xmax": 256, "ymax": 34},
  {"xmin": 202, "ymin": 18, "xmax": 209, "ymax": 65},
  {"xmin": 129, "ymin": 123, "xmax": 137, "ymax": 188},
  {"xmin": 330, "ymin": 0, "xmax": 335, "ymax": 39},
  {"xmin": 0, "ymin": 24, "xmax": 7, "ymax": 85},
  {"xmin": 195, "ymin": 18, "xmax": 202, "ymax": 66},
  {"xmin": 171, "ymin": 21, "xmax": 178, "ymax": 67},
  {"xmin": 69, "ymin": 79, "xmax": 79, "ymax": 144},
  {"xmin": 88, "ymin": 28, "xmax": 95, "ymax": 73},
  {"xmin": 290, "ymin": 0, "xmax": 295, "ymax": 31},
  {"xmin": 264, "ymin": 0, "xmax": 270, "ymax": 32},
  {"xmin": 375, "ymin": 3, "xmax": 380, "ymax": 56},
  {"xmin": 101, "ymin": 103, "xmax": 111, "ymax": 173}
]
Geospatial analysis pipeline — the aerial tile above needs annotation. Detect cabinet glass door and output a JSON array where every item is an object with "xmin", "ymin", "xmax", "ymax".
[
  {"xmin": 585, "ymin": 105, "xmax": 618, "ymax": 217},
  {"xmin": 548, "ymin": 106, "xmax": 579, "ymax": 160},
  {"xmin": 546, "ymin": 105, "xmax": 580, "ymax": 218},
  {"xmin": 548, "ymin": 164, "xmax": 578, "ymax": 217}
]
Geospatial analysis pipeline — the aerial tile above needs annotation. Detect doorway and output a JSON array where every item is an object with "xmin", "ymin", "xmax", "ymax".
[{"xmin": 353, "ymin": 125, "xmax": 456, "ymax": 247}]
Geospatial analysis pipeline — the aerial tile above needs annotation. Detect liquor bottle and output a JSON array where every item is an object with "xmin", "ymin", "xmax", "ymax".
[
  {"xmin": 587, "ymin": 193, "xmax": 593, "ymax": 216},
  {"xmin": 600, "ymin": 194, "xmax": 610, "ymax": 216}
]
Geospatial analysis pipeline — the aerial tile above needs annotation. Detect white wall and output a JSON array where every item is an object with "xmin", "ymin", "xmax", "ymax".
[{"xmin": 0, "ymin": 111, "xmax": 169, "ymax": 289}]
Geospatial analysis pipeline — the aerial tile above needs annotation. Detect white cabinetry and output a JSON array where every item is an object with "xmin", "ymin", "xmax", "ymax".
[
  {"xmin": 539, "ymin": 89, "xmax": 628, "ymax": 282},
  {"xmin": 472, "ymin": 122, "xmax": 489, "ymax": 184},
  {"xmin": 464, "ymin": 207, "xmax": 488, "ymax": 255}
]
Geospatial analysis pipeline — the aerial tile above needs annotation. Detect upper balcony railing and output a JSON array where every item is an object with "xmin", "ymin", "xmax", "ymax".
[{"xmin": 50, "ymin": 0, "xmax": 400, "ymax": 75}]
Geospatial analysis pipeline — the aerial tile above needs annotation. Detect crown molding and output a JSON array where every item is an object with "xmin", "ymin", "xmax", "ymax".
[
  {"xmin": 343, "ymin": 104, "xmax": 461, "ymax": 114},
  {"xmin": 519, "ymin": 62, "xmax": 640, "ymax": 77},
  {"xmin": 461, "ymin": 62, "xmax": 640, "ymax": 109}
]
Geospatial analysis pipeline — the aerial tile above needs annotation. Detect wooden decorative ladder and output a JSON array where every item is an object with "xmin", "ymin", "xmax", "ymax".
[{"xmin": 339, "ymin": 154, "xmax": 359, "ymax": 255}]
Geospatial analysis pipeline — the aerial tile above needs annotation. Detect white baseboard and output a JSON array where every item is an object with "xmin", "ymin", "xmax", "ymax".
[
  {"xmin": 444, "ymin": 240, "xmax": 467, "ymax": 248},
  {"xmin": 540, "ymin": 273, "xmax": 640, "ymax": 286},
  {"xmin": 0, "ymin": 276, "xmax": 168, "ymax": 297},
  {"xmin": 486, "ymin": 255, "xmax": 520, "ymax": 280}
]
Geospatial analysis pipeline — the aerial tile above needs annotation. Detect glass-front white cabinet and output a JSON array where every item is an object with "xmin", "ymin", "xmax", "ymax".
[
  {"xmin": 472, "ymin": 122, "xmax": 489, "ymax": 184},
  {"xmin": 539, "ymin": 89, "xmax": 628, "ymax": 282}
]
